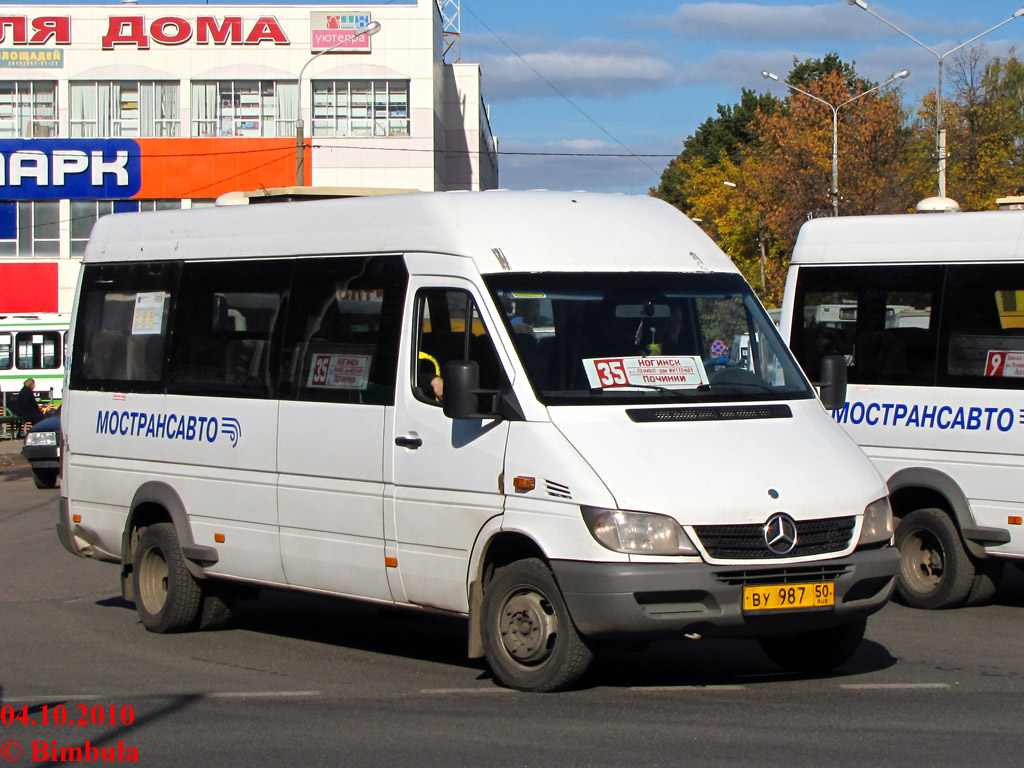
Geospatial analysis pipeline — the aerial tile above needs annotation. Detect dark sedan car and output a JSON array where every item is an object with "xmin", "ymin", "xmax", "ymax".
[{"xmin": 22, "ymin": 413, "xmax": 60, "ymax": 489}]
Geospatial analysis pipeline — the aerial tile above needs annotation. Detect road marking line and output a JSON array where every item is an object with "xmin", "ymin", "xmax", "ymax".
[
  {"xmin": 420, "ymin": 688, "xmax": 515, "ymax": 695},
  {"xmin": 207, "ymin": 691, "xmax": 321, "ymax": 698},
  {"xmin": 841, "ymin": 683, "xmax": 950, "ymax": 690},
  {"xmin": 2, "ymin": 695, "xmax": 103, "ymax": 703},
  {"xmin": 2, "ymin": 691, "xmax": 322, "ymax": 703},
  {"xmin": 630, "ymin": 685, "xmax": 747, "ymax": 691}
]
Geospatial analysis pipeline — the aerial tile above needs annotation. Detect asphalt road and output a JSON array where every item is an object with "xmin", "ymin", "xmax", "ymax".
[{"xmin": 3, "ymin": 454, "xmax": 1024, "ymax": 767}]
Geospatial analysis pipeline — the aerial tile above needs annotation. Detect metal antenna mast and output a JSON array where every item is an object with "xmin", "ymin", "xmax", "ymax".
[{"xmin": 439, "ymin": 0, "xmax": 460, "ymax": 63}]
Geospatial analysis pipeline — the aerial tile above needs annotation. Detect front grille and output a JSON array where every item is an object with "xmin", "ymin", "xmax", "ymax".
[
  {"xmin": 694, "ymin": 517, "xmax": 855, "ymax": 559},
  {"xmin": 714, "ymin": 564, "xmax": 852, "ymax": 586}
]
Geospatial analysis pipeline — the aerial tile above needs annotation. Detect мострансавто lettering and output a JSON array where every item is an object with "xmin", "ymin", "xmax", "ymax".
[{"xmin": 831, "ymin": 401, "xmax": 1019, "ymax": 432}]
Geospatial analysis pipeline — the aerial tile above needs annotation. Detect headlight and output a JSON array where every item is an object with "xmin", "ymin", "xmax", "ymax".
[
  {"xmin": 581, "ymin": 506, "xmax": 697, "ymax": 555},
  {"xmin": 858, "ymin": 496, "xmax": 894, "ymax": 546},
  {"xmin": 25, "ymin": 431, "xmax": 57, "ymax": 447}
]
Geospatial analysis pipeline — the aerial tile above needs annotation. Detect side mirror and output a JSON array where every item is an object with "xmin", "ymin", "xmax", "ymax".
[
  {"xmin": 443, "ymin": 360, "xmax": 505, "ymax": 421},
  {"xmin": 818, "ymin": 354, "xmax": 847, "ymax": 411}
]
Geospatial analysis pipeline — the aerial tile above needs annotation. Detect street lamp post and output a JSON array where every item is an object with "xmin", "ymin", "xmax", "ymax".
[
  {"xmin": 295, "ymin": 21, "xmax": 381, "ymax": 186},
  {"xmin": 847, "ymin": 0, "xmax": 1024, "ymax": 199},
  {"xmin": 761, "ymin": 69, "xmax": 909, "ymax": 216}
]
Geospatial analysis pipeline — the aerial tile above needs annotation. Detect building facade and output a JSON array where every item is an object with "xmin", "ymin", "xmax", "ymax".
[{"xmin": 0, "ymin": 1, "xmax": 498, "ymax": 313}]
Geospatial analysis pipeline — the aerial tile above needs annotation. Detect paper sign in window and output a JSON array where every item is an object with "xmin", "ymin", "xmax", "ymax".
[
  {"xmin": 307, "ymin": 353, "xmax": 371, "ymax": 390},
  {"xmin": 132, "ymin": 292, "xmax": 166, "ymax": 335},
  {"xmin": 583, "ymin": 356, "xmax": 709, "ymax": 389},
  {"xmin": 985, "ymin": 350, "xmax": 1024, "ymax": 377}
]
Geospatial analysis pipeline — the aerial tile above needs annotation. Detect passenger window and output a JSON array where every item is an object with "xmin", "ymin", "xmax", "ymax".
[
  {"xmin": 166, "ymin": 260, "xmax": 291, "ymax": 399},
  {"xmin": 943, "ymin": 264, "xmax": 1024, "ymax": 388},
  {"xmin": 792, "ymin": 266, "xmax": 941, "ymax": 386},
  {"xmin": 280, "ymin": 255, "xmax": 408, "ymax": 405},
  {"xmin": 0, "ymin": 332, "xmax": 11, "ymax": 370},
  {"xmin": 413, "ymin": 288, "xmax": 501, "ymax": 406},
  {"xmin": 16, "ymin": 331, "xmax": 62, "ymax": 370},
  {"xmin": 70, "ymin": 262, "xmax": 179, "ymax": 392}
]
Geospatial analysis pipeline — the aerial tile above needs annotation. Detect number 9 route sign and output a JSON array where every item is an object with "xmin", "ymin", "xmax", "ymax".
[{"xmin": 986, "ymin": 350, "xmax": 1024, "ymax": 378}]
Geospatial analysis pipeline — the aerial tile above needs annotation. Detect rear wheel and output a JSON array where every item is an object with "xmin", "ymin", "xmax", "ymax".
[
  {"xmin": 966, "ymin": 560, "xmax": 1004, "ymax": 606},
  {"xmin": 895, "ymin": 508, "xmax": 974, "ymax": 609},
  {"xmin": 132, "ymin": 522, "xmax": 202, "ymax": 633},
  {"xmin": 197, "ymin": 582, "xmax": 237, "ymax": 631},
  {"xmin": 481, "ymin": 558, "xmax": 593, "ymax": 692},
  {"xmin": 758, "ymin": 618, "xmax": 866, "ymax": 674}
]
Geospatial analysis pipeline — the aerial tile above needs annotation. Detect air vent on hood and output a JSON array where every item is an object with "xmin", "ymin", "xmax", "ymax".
[
  {"xmin": 626, "ymin": 404, "xmax": 793, "ymax": 423},
  {"xmin": 546, "ymin": 480, "xmax": 572, "ymax": 499}
]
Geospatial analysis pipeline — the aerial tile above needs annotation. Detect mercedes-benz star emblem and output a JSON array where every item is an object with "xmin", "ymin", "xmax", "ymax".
[{"xmin": 763, "ymin": 513, "xmax": 798, "ymax": 555}]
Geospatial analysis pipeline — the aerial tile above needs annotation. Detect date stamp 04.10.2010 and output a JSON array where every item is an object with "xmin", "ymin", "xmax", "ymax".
[{"xmin": 2, "ymin": 703, "xmax": 139, "ymax": 763}]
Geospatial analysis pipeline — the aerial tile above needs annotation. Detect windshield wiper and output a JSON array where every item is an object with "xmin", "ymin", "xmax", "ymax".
[{"xmin": 589, "ymin": 385, "xmax": 691, "ymax": 401}]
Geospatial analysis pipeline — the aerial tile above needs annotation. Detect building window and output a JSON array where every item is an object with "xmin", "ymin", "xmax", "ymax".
[
  {"xmin": 70, "ymin": 200, "xmax": 182, "ymax": 256},
  {"xmin": 191, "ymin": 80, "xmax": 297, "ymax": 138},
  {"xmin": 0, "ymin": 202, "xmax": 59, "ymax": 257},
  {"xmin": 70, "ymin": 81, "xmax": 180, "ymax": 138},
  {"xmin": 0, "ymin": 81, "xmax": 57, "ymax": 137},
  {"xmin": 312, "ymin": 79, "xmax": 409, "ymax": 138}
]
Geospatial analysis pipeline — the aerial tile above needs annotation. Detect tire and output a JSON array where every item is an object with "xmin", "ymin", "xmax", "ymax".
[
  {"xmin": 481, "ymin": 558, "xmax": 593, "ymax": 692},
  {"xmin": 132, "ymin": 522, "xmax": 202, "ymax": 633},
  {"xmin": 32, "ymin": 469, "xmax": 58, "ymax": 489},
  {"xmin": 758, "ymin": 617, "xmax": 866, "ymax": 674},
  {"xmin": 966, "ymin": 560, "xmax": 1004, "ymax": 606},
  {"xmin": 894, "ymin": 508, "xmax": 974, "ymax": 610},
  {"xmin": 197, "ymin": 582, "xmax": 237, "ymax": 631}
]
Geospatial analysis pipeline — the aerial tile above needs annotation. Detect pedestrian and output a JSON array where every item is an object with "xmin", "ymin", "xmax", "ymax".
[{"xmin": 12, "ymin": 378, "xmax": 45, "ymax": 424}]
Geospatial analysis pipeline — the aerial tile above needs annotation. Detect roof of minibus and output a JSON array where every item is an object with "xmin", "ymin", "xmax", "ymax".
[
  {"xmin": 83, "ymin": 190, "xmax": 738, "ymax": 275},
  {"xmin": 793, "ymin": 210, "xmax": 1024, "ymax": 265}
]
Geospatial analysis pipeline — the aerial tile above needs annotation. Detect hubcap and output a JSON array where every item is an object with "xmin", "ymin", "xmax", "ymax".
[
  {"xmin": 498, "ymin": 588, "xmax": 558, "ymax": 665},
  {"xmin": 138, "ymin": 547, "xmax": 169, "ymax": 614},
  {"xmin": 902, "ymin": 528, "xmax": 944, "ymax": 593}
]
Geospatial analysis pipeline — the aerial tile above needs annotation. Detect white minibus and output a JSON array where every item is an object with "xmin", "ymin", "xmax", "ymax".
[
  {"xmin": 0, "ymin": 312, "xmax": 70, "ymax": 403},
  {"xmin": 781, "ymin": 210, "xmax": 1024, "ymax": 609},
  {"xmin": 58, "ymin": 191, "xmax": 896, "ymax": 691}
]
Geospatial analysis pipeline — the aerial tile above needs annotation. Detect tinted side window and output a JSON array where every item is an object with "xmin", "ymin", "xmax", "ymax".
[
  {"xmin": 791, "ymin": 265, "xmax": 942, "ymax": 386},
  {"xmin": 166, "ymin": 259, "xmax": 291, "ymax": 399},
  {"xmin": 279, "ymin": 255, "xmax": 408, "ymax": 405},
  {"xmin": 0, "ymin": 332, "xmax": 10, "ymax": 369},
  {"xmin": 942, "ymin": 264, "xmax": 1024, "ymax": 389},
  {"xmin": 70, "ymin": 262, "xmax": 179, "ymax": 392}
]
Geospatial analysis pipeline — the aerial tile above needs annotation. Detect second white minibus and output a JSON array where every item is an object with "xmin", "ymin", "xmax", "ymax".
[
  {"xmin": 58, "ymin": 191, "xmax": 896, "ymax": 691},
  {"xmin": 781, "ymin": 210, "xmax": 1024, "ymax": 609}
]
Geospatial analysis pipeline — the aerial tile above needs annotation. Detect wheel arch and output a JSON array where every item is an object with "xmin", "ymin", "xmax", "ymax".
[
  {"xmin": 466, "ymin": 528, "xmax": 549, "ymax": 659},
  {"xmin": 887, "ymin": 467, "xmax": 988, "ymax": 559},
  {"xmin": 120, "ymin": 481, "xmax": 219, "ymax": 601}
]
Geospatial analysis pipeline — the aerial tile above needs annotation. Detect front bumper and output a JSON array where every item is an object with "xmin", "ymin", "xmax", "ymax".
[
  {"xmin": 22, "ymin": 444, "xmax": 60, "ymax": 470},
  {"xmin": 551, "ymin": 546, "xmax": 898, "ymax": 640}
]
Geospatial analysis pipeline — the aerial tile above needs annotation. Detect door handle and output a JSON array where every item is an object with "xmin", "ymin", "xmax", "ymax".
[{"xmin": 395, "ymin": 436, "xmax": 423, "ymax": 449}]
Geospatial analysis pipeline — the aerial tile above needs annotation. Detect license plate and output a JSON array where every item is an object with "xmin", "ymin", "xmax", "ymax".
[{"xmin": 742, "ymin": 582, "xmax": 835, "ymax": 611}]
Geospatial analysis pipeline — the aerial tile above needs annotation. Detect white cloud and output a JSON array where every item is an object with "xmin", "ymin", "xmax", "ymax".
[
  {"xmin": 645, "ymin": 2, "xmax": 967, "ymax": 43},
  {"xmin": 480, "ymin": 49, "xmax": 675, "ymax": 102}
]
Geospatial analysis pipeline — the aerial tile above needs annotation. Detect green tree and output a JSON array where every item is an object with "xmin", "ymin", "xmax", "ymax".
[
  {"xmin": 652, "ymin": 89, "xmax": 775, "ymax": 215},
  {"xmin": 787, "ymin": 52, "xmax": 862, "ymax": 92}
]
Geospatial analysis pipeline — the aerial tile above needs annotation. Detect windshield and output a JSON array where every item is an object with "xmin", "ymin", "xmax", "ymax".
[{"xmin": 485, "ymin": 272, "xmax": 813, "ymax": 405}]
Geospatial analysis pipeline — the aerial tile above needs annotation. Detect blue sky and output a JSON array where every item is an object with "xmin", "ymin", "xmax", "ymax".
[{"xmin": 31, "ymin": 1, "xmax": 1024, "ymax": 193}]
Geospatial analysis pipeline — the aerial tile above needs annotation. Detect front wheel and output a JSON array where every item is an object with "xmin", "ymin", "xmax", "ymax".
[
  {"xmin": 32, "ymin": 469, "xmax": 58, "ymax": 489},
  {"xmin": 894, "ymin": 508, "xmax": 974, "ymax": 609},
  {"xmin": 481, "ymin": 558, "xmax": 593, "ymax": 692},
  {"xmin": 757, "ymin": 617, "xmax": 866, "ymax": 674},
  {"xmin": 132, "ymin": 522, "xmax": 202, "ymax": 633}
]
